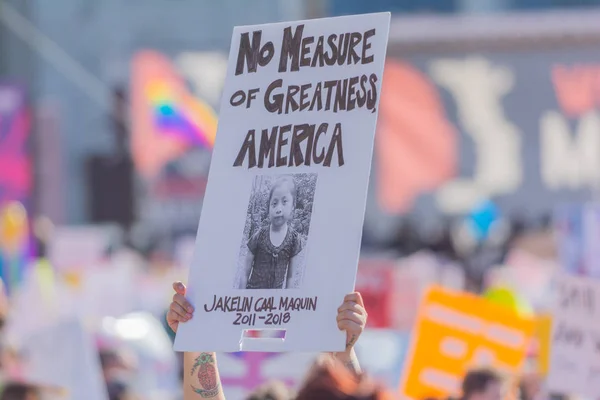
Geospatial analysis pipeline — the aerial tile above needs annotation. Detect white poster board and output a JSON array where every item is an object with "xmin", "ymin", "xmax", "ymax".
[
  {"xmin": 175, "ymin": 12, "xmax": 390, "ymax": 352},
  {"xmin": 20, "ymin": 319, "xmax": 108, "ymax": 400},
  {"xmin": 48, "ymin": 225, "xmax": 117, "ymax": 271},
  {"xmin": 547, "ymin": 274, "xmax": 600, "ymax": 397}
]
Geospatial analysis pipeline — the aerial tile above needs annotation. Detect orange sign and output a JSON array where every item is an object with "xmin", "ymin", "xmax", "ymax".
[{"xmin": 400, "ymin": 286, "xmax": 535, "ymax": 400}]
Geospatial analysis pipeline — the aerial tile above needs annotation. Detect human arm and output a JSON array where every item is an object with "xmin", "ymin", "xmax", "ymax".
[
  {"xmin": 331, "ymin": 292, "xmax": 368, "ymax": 376},
  {"xmin": 167, "ymin": 282, "xmax": 226, "ymax": 400},
  {"xmin": 184, "ymin": 352, "xmax": 223, "ymax": 399}
]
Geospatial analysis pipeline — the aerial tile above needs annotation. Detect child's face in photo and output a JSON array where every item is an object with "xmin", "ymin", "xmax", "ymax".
[{"xmin": 269, "ymin": 185, "xmax": 294, "ymax": 228}]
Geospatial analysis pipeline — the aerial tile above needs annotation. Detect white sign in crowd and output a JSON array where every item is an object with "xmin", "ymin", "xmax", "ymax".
[
  {"xmin": 176, "ymin": 12, "xmax": 390, "ymax": 352},
  {"xmin": 547, "ymin": 274, "xmax": 600, "ymax": 398}
]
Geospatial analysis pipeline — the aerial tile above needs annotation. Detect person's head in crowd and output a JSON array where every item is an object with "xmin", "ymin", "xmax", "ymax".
[
  {"xmin": 0, "ymin": 383, "xmax": 40, "ymax": 400},
  {"xmin": 461, "ymin": 368, "xmax": 502, "ymax": 400},
  {"xmin": 246, "ymin": 380, "xmax": 292, "ymax": 400},
  {"xmin": 99, "ymin": 348, "xmax": 136, "ymax": 383},
  {"xmin": 519, "ymin": 373, "xmax": 542, "ymax": 400},
  {"xmin": 106, "ymin": 379, "xmax": 137, "ymax": 400},
  {"xmin": 295, "ymin": 355, "xmax": 393, "ymax": 400}
]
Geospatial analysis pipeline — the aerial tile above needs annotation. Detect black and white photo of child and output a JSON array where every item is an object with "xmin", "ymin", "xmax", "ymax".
[{"xmin": 234, "ymin": 173, "xmax": 317, "ymax": 289}]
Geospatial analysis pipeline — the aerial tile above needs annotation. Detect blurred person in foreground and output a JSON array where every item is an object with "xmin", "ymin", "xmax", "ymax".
[
  {"xmin": 167, "ymin": 281, "xmax": 392, "ymax": 400},
  {"xmin": 106, "ymin": 379, "xmax": 138, "ymax": 400},
  {"xmin": 518, "ymin": 373, "xmax": 542, "ymax": 400},
  {"xmin": 461, "ymin": 369, "xmax": 502, "ymax": 400},
  {"xmin": 294, "ymin": 355, "xmax": 392, "ymax": 400},
  {"xmin": 246, "ymin": 380, "xmax": 293, "ymax": 400},
  {"xmin": 0, "ymin": 383, "xmax": 40, "ymax": 400},
  {"xmin": 99, "ymin": 348, "xmax": 138, "ymax": 400}
]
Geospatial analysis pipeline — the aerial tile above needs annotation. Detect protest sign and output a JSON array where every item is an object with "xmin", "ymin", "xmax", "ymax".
[
  {"xmin": 47, "ymin": 225, "xmax": 116, "ymax": 271},
  {"xmin": 400, "ymin": 286, "xmax": 535, "ymax": 400},
  {"xmin": 355, "ymin": 259, "xmax": 397, "ymax": 328},
  {"xmin": 546, "ymin": 274, "xmax": 600, "ymax": 398},
  {"xmin": 19, "ymin": 319, "xmax": 108, "ymax": 400},
  {"xmin": 99, "ymin": 312, "xmax": 181, "ymax": 399},
  {"xmin": 355, "ymin": 329, "xmax": 411, "ymax": 389},
  {"xmin": 174, "ymin": 12, "xmax": 390, "ymax": 352}
]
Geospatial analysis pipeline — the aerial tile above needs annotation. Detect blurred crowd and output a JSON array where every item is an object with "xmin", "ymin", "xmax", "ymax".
[{"xmin": 0, "ymin": 212, "xmax": 557, "ymax": 400}]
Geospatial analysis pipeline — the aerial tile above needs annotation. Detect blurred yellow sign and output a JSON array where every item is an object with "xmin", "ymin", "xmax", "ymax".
[
  {"xmin": 400, "ymin": 286, "xmax": 535, "ymax": 400},
  {"xmin": 0, "ymin": 202, "xmax": 28, "ymax": 252}
]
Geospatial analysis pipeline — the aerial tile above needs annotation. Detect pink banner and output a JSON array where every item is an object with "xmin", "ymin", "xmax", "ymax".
[{"xmin": 0, "ymin": 84, "xmax": 31, "ymax": 207}]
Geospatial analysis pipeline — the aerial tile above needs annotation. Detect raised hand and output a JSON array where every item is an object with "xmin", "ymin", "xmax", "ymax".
[
  {"xmin": 167, "ymin": 281, "xmax": 195, "ymax": 333},
  {"xmin": 333, "ymin": 291, "xmax": 367, "ymax": 375},
  {"xmin": 336, "ymin": 292, "xmax": 368, "ymax": 349}
]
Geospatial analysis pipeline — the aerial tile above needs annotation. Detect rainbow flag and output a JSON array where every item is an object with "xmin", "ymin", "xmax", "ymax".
[
  {"xmin": 146, "ymin": 80, "xmax": 217, "ymax": 148},
  {"xmin": 131, "ymin": 50, "xmax": 218, "ymax": 179}
]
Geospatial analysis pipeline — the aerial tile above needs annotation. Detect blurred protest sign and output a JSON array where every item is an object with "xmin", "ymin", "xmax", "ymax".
[
  {"xmin": 355, "ymin": 259, "xmax": 397, "ymax": 328},
  {"xmin": 5, "ymin": 261, "xmax": 76, "ymax": 343},
  {"xmin": 99, "ymin": 312, "xmax": 180, "ymax": 399},
  {"xmin": 19, "ymin": 319, "xmax": 107, "ymax": 400},
  {"xmin": 355, "ymin": 329, "xmax": 411, "ymax": 389},
  {"xmin": 175, "ymin": 12, "xmax": 390, "ymax": 353},
  {"xmin": 400, "ymin": 286, "xmax": 535, "ymax": 400},
  {"xmin": 368, "ymin": 16, "xmax": 600, "ymax": 238},
  {"xmin": 80, "ymin": 257, "xmax": 138, "ymax": 319},
  {"xmin": 218, "ymin": 351, "xmax": 317, "ymax": 400},
  {"xmin": 47, "ymin": 225, "xmax": 119, "ymax": 272},
  {"xmin": 546, "ymin": 274, "xmax": 600, "ymax": 398},
  {"xmin": 358, "ymin": 253, "xmax": 466, "ymax": 331}
]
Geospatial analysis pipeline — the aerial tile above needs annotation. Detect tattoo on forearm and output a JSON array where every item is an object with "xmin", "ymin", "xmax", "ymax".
[
  {"xmin": 190, "ymin": 353, "xmax": 220, "ymax": 398},
  {"xmin": 346, "ymin": 334, "xmax": 357, "ymax": 349}
]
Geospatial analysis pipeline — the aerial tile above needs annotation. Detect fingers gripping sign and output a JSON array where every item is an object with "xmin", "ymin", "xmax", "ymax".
[
  {"xmin": 336, "ymin": 292, "xmax": 368, "ymax": 349},
  {"xmin": 167, "ymin": 281, "xmax": 195, "ymax": 333}
]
